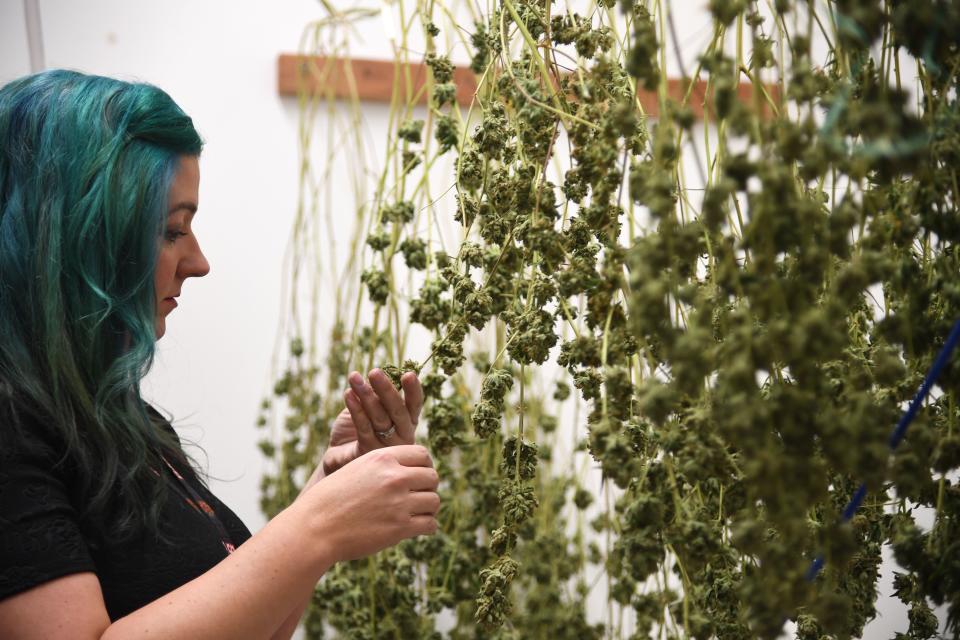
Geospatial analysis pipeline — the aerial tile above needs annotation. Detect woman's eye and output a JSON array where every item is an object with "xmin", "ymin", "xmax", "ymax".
[{"xmin": 164, "ymin": 229, "xmax": 188, "ymax": 243}]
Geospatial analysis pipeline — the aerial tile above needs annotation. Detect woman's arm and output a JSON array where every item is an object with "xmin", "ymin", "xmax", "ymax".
[
  {"xmin": 265, "ymin": 370, "xmax": 426, "ymax": 640},
  {"xmin": 266, "ymin": 466, "xmax": 327, "ymax": 640},
  {"xmin": 0, "ymin": 498, "xmax": 333, "ymax": 640},
  {"xmin": 269, "ymin": 594, "xmax": 312, "ymax": 640},
  {"xmin": 104, "ymin": 497, "xmax": 336, "ymax": 640},
  {"xmin": 0, "ymin": 445, "xmax": 439, "ymax": 640}
]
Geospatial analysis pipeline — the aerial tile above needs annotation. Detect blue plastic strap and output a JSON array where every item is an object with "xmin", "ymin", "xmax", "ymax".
[{"xmin": 804, "ymin": 318, "xmax": 960, "ymax": 583}]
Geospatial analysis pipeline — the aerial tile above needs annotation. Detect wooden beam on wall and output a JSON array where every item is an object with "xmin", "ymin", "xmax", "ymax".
[
  {"xmin": 277, "ymin": 54, "xmax": 479, "ymax": 108},
  {"xmin": 277, "ymin": 54, "xmax": 778, "ymax": 120}
]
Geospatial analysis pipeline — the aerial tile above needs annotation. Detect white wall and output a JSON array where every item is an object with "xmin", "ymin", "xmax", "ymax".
[{"xmin": 0, "ymin": 1, "xmax": 948, "ymax": 638}]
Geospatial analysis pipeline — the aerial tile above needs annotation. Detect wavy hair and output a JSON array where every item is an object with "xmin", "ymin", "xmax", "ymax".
[{"xmin": 0, "ymin": 70, "xmax": 204, "ymax": 547}]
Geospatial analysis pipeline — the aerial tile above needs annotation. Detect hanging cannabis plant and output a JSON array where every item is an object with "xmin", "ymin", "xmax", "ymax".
[{"xmin": 259, "ymin": 1, "xmax": 960, "ymax": 637}]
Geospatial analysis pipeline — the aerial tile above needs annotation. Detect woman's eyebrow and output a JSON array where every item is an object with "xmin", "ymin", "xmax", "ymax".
[{"xmin": 168, "ymin": 201, "xmax": 198, "ymax": 215}]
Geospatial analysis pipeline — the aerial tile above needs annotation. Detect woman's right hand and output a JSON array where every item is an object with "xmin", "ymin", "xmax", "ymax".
[{"xmin": 301, "ymin": 444, "xmax": 440, "ymax": 562}]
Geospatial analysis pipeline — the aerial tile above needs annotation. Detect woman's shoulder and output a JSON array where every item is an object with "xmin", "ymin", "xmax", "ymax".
[{"xmin": 0, "ymin": 403, "xmax": 67, "ymax": 467}]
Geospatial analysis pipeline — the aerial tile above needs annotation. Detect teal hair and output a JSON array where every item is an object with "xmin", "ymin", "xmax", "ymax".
[{"xmin": 0, "ymin": 70, "xmax": 204, "ymax": 547}]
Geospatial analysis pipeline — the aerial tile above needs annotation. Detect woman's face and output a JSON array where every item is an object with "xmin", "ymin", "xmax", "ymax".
[{"xmin": 154, "ymin": 155, "xmax": 209, "ymax": 339}]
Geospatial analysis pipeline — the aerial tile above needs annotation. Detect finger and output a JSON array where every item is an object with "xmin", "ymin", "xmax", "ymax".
[
  {"xmin": 344, "ymin": 389, "xmax": 381, "ymax": 451},
  {"xmin": 406, "ymin": 466, "xmax": 440, "ymax": 492},
  {"xmin": 348, "ymin": 371, "xmax": 392, "ymax": 432},
  {"xmin": 368, "ymin": 368, "xmax": 414, "ymax": 441},
  {"xmin": 408, "ymin": 514, "xmax": 438, "ymax": 537},
  {"xmin": 407, "ymin": 491, "xmax": 441, "ymax": 516},
  {"xmin": 400, "ymin": 372, "xmax": 424, "ymax": 427},
  {"xmin": 386, "ymin": 444, "xmax": 434, "ymax": 468},
  {"xmin": 328, "ymin": 407, "xmax": 355, "ymax": 447}
]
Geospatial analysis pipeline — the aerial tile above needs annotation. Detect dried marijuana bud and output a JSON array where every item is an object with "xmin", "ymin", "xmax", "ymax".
[{"xmin": 262, "ymin": 1, "xmax": 960, "ymax": 637}]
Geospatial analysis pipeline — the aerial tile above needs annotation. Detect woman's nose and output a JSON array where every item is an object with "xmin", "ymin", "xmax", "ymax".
[
  {"xmin": 181, "ymin": 238, "xmax": 210, "ymax": 279},
  {"xmin": 191, "ymin": 249, "xmax": 211, "ymax": 278}
]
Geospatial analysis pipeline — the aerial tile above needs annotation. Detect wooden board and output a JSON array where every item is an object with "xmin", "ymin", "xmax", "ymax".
[{"xmin": 277, "ymin": 53, "xmax": 778, "ymax": 120}]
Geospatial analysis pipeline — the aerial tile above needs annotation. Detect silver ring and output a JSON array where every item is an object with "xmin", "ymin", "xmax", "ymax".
[{"xmin": 374, "ymin": 425, "xmax": 397, "ymax": 440}]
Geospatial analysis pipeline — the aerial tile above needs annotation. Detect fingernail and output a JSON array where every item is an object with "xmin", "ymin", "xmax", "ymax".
[{"xmin": 348, "ymin": 372, "xmax": 363, "ymax": 388}]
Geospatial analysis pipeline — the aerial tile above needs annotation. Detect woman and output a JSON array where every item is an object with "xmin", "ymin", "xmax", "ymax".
[{"xmin": 0, "ymin": 70, "xmax": 439, "ymax": 639}]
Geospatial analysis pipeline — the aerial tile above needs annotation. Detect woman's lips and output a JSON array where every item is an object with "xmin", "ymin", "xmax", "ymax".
[{"xmin": 163, "ymin": 297, "xmax": 178, "ymax": 308}]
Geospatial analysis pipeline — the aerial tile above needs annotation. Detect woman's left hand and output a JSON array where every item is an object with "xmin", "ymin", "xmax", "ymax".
[{"xmin": 319, "ymin": 368, "xmax": 423, "ymax": 479}]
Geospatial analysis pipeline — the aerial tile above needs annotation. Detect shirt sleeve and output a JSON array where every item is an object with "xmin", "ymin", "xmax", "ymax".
[{"xmin": 0, "ymin": 435, "xmax": 96, "ymax": 601}]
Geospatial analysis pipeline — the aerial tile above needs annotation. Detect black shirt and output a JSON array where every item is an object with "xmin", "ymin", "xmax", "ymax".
[{"xmin": 0, "ymin": 408, "xmax": 252, "ymax": 620}]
